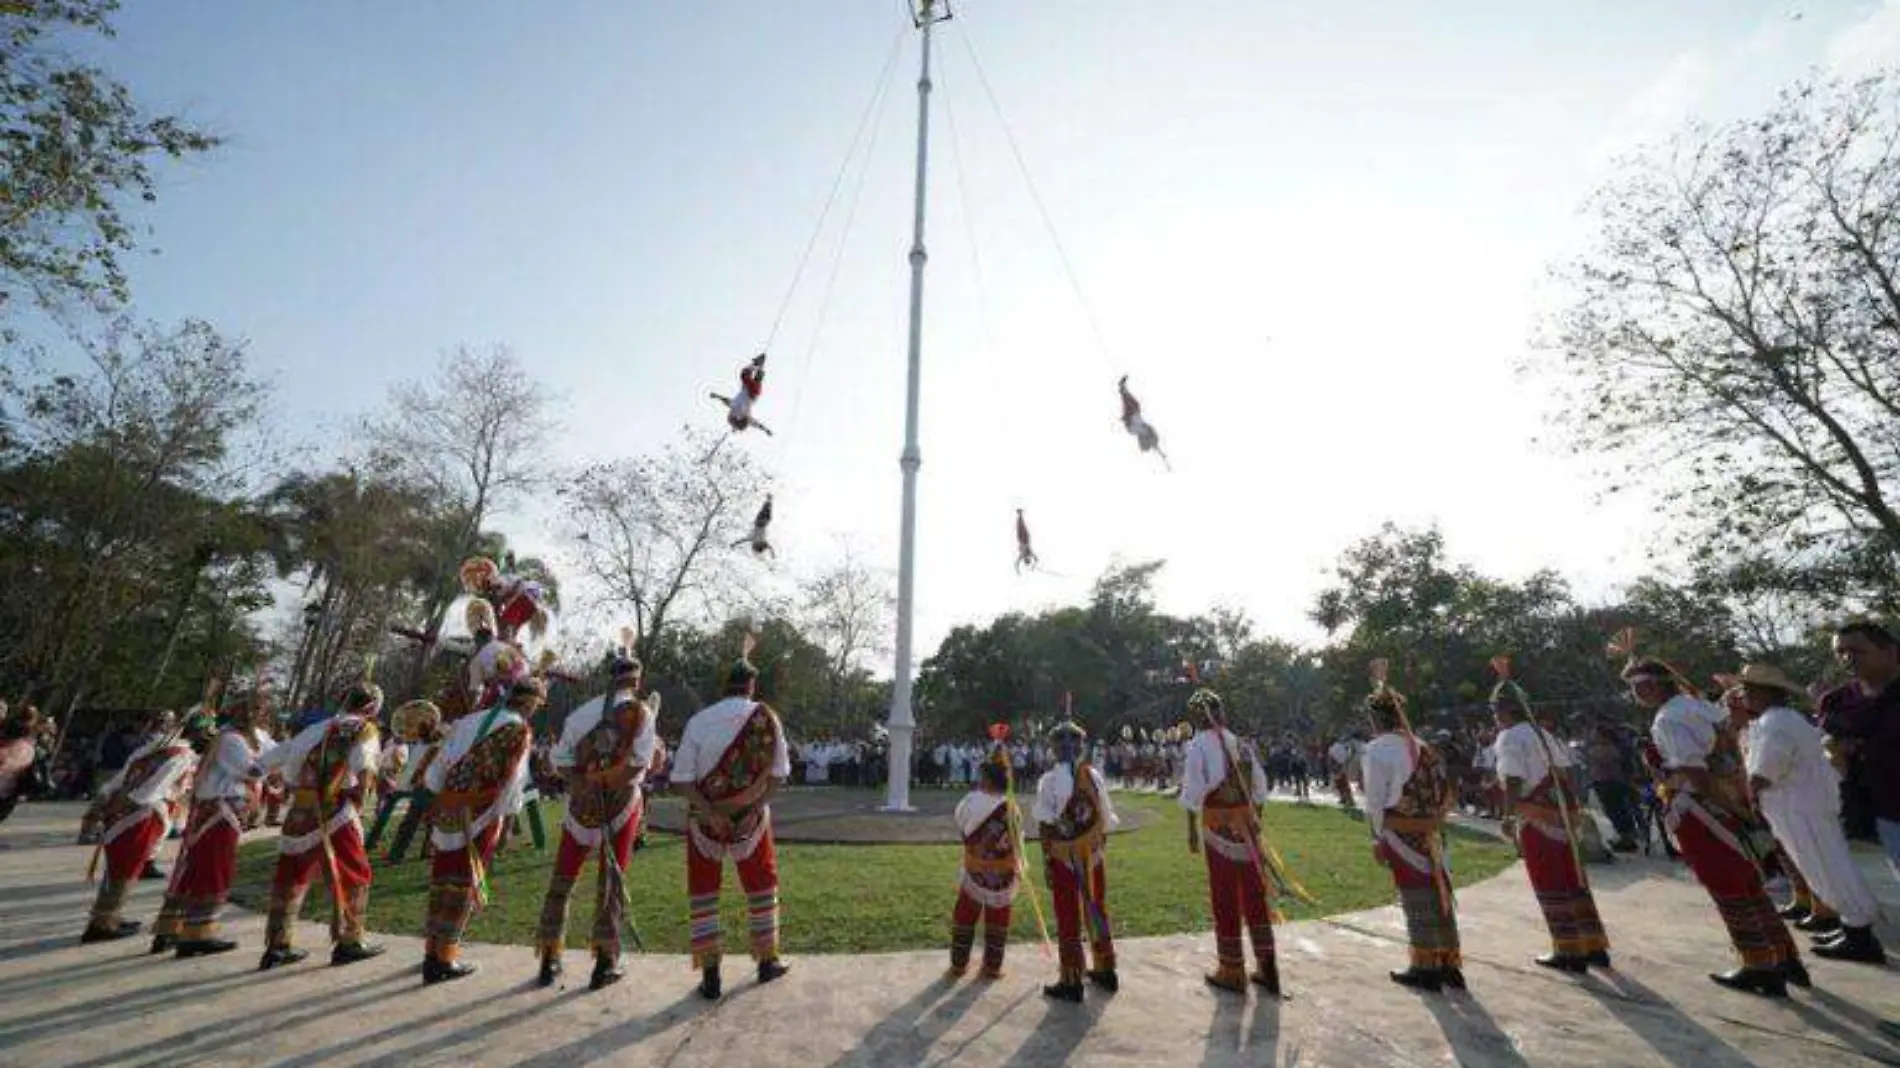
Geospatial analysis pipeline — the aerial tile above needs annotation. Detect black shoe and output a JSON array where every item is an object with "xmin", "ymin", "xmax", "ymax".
[
  {"xmin": 757, "ymin": 958, "xmax": 791, "ymax": 985},
  {"xmin": 140, "ymin": 865, "xmax": 166, "ymax": 881},
  {"xmin": 1249, "ymin": 964, "xmax": 1281, "ymax": 997},
  {"xmin": 175, "ymin": 938, "xmax": 238, "ymax": 958},
  {"xmin": 1583, "ymin": 950, "xmax": 1612, "ymax": 970},
  {"xmin": 589, "ymin": 955, "xmax": 625, "ymax": 991},
  {"xmin": 1042, "ymin": 981, "xmax": 1084, "ymax": 1002},
  {"xmin": 1812, "ymin": 927, "xmax": 1886, "ymax": 965},
  {"xmin": 1389, "ymin": 967, "xmax": 1443, "ymax": 992},
  {"xmin": 258, "ymin": 946, "xmax": 309, "ymax": 971},
  {"xmin": 149, "ymin": 934, "xmax": 175, "ymax": 955},
  {"xmin": 1085, "ymin": 968, "xmax": 1119, "ymax": 993},
  {"xmin": 331, "ymin": 941, "xmax": 386, "ymax": 967},
  {"xmin": 1534, "ymin": 953, "xmax": 1588, "ymax": 974},
  {"xmin": 1776, "ymin": 903, "xmax": 1811, "ymax": 922},
  {"xmin": 422, "ymin": 956, "xmax": 477, "ymax": 985},
  {"xmin": 538, "ymin": 954, "xmax": 563, "ymax": 988},
  {"xmin": 699, "ymin": 966, "xmax": 722, "ymax": 1000},
  {"xmin": 80, "ymin": 920, "xmax": 141, "ymax": 944},
  {"xmin": 1782, "ymin": 958, "xmax": 1812, "ymax": 988},
  {"xmin": 1442, "ymin": 967, "xmax": 1467, "ymax": 990},
  {"xmin": 1611, "ymin": 838, "xmax": 1638, "ymax": 853},
  {"xmin": 1710, "ymin": 967, "xmax": 1787, "ymax": 998},
  {"xmin": 1795, "ymin": 914, "xmax": 1842, "ymax": 937}
]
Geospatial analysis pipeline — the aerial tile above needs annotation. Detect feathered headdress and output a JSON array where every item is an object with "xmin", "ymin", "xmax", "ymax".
[
  {"xmin": 343, "ymin": 653, "xmax": 384, "ymax": 717},
  {"xmin": 1488, "ymin": 654, "xmax": 1531, "ymax": 714},
  {"xmin": 1610, "ymin": 627, "xmax": 1698, "ymax": 695},
  {"xmin": 1363, "ymin": 658, "xmax": 1412, "ymax": 732},
  {"xmin": 465, "ymin": 597, "xmax": 498, "ymax": 638},
  {"xmin": 459, "ymin": 556, "xmax": 500, "ymax": 594},
  {"xmin": 1187, "ymin": 687, "xmax": 1225, "ymax": 726},
  {"xmin": 609, "ymin": 625, "xmax": 643, "ymax": 680},
  {"xmin": 726, "ymin": 629, "xmax": 760, "ymax": 689}
]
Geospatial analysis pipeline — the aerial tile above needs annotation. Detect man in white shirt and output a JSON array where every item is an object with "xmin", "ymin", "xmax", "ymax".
[
  {"xmin": 1736, "ymin": 664, "xmax": 1885, "ymax": 965},
  {"xmin": 1490, "ymin": 682, "xmax": 1611, "ymax": 974},
  {"xmin": 1327, "ymin": 735, "xmax": 1361, "ymax": 808},
  {"xmin": 257, "ymin": 684, "xmax": 384, "ymax": 971},
  {"xmin": 1179, "ymin": 689, "xmax": 1282, "ymax": 996},
  {"xmin": 81, "ymin": 711, "xmax": 197, "ymax": 944},
  {"xmin": 535, "ymin": 652, "xmax": 661, "ymax": 990},
  {"xmin": 1626, "ymin": 657, "xmax": 1802, "ymax": 997},
  {"xmin": 1033, "ymin": 719, "xmax": 1119, "ymax": 1003},
  {"xmin": 948, "ymin": 737, "xmax": 1020, "ymax": 980},
  {"xmin": 1360, "ymin": 684, "xmax": 1463, "ymax": 993},
  {"xmin": 150, "ymin": 699, "xmax": 277, "ymax": 958},
  {"xmin": 671, "ymin": 651, "xmax": 793, "ymax": 1000},
  {"xmin": 421, "ymin": 675, "xmax": 540, "ymax": 984}
]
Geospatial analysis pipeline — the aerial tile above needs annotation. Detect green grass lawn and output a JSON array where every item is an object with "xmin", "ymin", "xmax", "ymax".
[{"xmin": 231, "ymin": 793, "xmax": 1516, "ymax": 956}]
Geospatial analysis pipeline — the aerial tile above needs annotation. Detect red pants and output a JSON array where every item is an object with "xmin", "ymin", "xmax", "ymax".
[
  {"xmin": 1673, "ymin": 803, "xmax": 1795, "ymax": 969},
  {"xmin": 949, "ymin": 889, "xmax": 1012, "ymax": 973},
  {"xmin": 1204, "ymin": 847, "xmax": 1274, "ymax": 980},
  {"xmin": 536, "ymin": 816, "xmax": 639, "ymax": 958},
  {"xmin": 265, "ymin": 821, "xmax": 373, "ymax": 948},
  {"xmin": 426, "ymin": 820, "xmax": 504, "ymax": 962},
  {"xmin": 87, "ymin": 812, "xmax": 167, "ymax": 930},
  {"xmin": 155, "ymin": 803, "xmax": 243, "ymax": 940},
  {"xmin": 1520, "ymin": 824, "xmax": 1609, "ymax": 957},
  {"xmin": 686, "ymin": 826, "xmax": 779, "ymax": 969},
  {"xmin": 1044, "ymin": 853, "xmax": 1114, "ymax": 985}
]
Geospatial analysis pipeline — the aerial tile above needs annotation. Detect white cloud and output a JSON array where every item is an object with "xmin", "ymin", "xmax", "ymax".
[{"xmin": 1828, "ymin": 0, "xmax": 1900, "ymax": 74}]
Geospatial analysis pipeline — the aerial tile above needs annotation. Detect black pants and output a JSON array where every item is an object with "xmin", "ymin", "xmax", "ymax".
[{"xmin": 1593, "ymin": 780, "xmax": 1639, "ymax": 842}]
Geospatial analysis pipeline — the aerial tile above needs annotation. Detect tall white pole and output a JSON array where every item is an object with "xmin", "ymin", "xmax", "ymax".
[{"xmin": 883, "ymin": 1, "xmax": 944, "ymax": 812}]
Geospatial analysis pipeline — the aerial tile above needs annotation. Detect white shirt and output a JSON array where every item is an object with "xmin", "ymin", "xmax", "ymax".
[
  {"xmin": 955, "ymin": 790, "xmax": 1008, "ymax": 837},
  {"xmin": 1745, "ymin": 706, "xmax": 1840, "ymax": 818},
  {"xmin": 1030, "ymin": 763, "xmax": 1119, "ymax": 827},
  {"xmin": 669, "ymin": 696, "xmax": 792, "ymax": 784},
  {"xmin": 1492, "ymin": 721, "xmax": 1572, "ymax": 797},
  {"xmin": 263, "ymin": 715, "xmax": 379, "ymax": 788},
  {"xmin": 1651, "ymin": 693, "xmax": 1728, "ymax": 770},
  {"xmin": 100, "ymin": 737, "xmax": 196, "ymax": 809},
  {"xmin": 394, "ymin": 741, "xmax": 437, "ymax": 792},
  {"xmin": 1359, "ymin": 732, "xmax": 1418, "ymax": 837},
  {"xmin": 553, "ymin": 689, "xmax": 658, "ymax": 779},
  {"xmin": 1178, "ymin": 729, "xmax": 1268, "ymax": 813},
  {"xmin": 195, "ymin": 728, "xmax": 275, "ymax": 801}
]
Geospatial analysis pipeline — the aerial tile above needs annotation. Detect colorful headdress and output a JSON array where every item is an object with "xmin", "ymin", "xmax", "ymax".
[
  {"xmin": 1048, "ymin": 718, "xmax": 1087, "ymax": 742},
  {"xmin": 391, "ymin": 699, "xmax": 442, "ymax": 742},
  {"xmin": 506, "ymin": 673, "xmax": 549, "ymax": 706},
  {"xmin": 1609, "ymin": 628, "xmax": 1696, "ymax": 695},
  {"xmin": 1186, "ymin": 687, "xmax": 1225, "ymax": 726},
  {"xmin": 459, "ymin": 556, "xmax": 501, "ymax": 594},
  {"xmin": 1362, "ymin": 658, "xmax": 1411, "ymax": 729},
  {"xmin": 982, "ymin": 723, "xmax": 1013, "ymax": 787},
  {"xmin": 726, "ymin": 631, "xmax": 760, "ymax": 690},
  {"xmin": 1488, "ymin": 654, "xmax": 1531, "ymax": 715},
  {"xmin": 609, "ymin": 626, "xmax": 643, "ymax": 681},
  {"xmin": 342, "ymin": 654, "xmax": 384, "ymax": 717},
  {"xmin": 465, "ymin": 597, "xmax": 498, "ymax": 637}
]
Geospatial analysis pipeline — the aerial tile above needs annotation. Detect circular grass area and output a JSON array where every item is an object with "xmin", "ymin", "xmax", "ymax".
[{"xmin": 230, "ymin": 791, "xmax": 1517, "ymax": 956}]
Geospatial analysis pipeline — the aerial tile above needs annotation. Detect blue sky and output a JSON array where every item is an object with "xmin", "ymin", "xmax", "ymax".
[{"xmin": 70, "ymin": 1, "xmax": 1900, "ymax": 659}]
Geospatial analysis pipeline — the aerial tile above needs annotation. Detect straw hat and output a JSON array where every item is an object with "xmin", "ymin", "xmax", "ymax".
[{"xmin": 1735, "ymin": 663, "xmax": 1805, "ymax": 700}]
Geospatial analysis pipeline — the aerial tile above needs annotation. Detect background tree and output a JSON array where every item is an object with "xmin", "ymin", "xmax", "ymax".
[
  {"xmin": 799, "ymin": 546, "xmax": 895, "ymax": 732},
  {"xmin": 1544, "ymin": 71, "xmax": 1900, "ymax": 613},
  {"xmin": 0, "ymin": 318, "xmax": 270, "ymax": 713},
  {"xmin": 559, "ymin": 425, "xmax": 768, "ymax": 668},
  {"xmin": 0, "ymin": 0, "xmax": 219, "ymax": 327}
]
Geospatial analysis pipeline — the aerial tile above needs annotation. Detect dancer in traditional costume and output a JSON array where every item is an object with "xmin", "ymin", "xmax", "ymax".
[
  {"xmin": 80, "ymin": 712, "xmax": 197, "ymax": 943},
  {"xmin": 1180, "ymin": 688, "xmax": 1284, "ymax": 995},
  {"xmin": 380, "ymin": 700, "xmax": 447, "ymax": 864},
  {"xmin": 256, "ymin": 682, "xmax": 385, "ymax": 970},
  {"xmin": 536, "ymin": 645, "xmax": 661, "ymax": 990},
  {"xmin": 1014, "ymin": 510, "xmax": 1038, "ymax": 573},
  {"xmin": 460, "ymin": 554, "xmax": 551, "ymax": 645},
  {"xmin": 733, "ymin": 496, "xmax": 775, "ymax": 558},
  {"xmin": 421, "ymin": 675, "xmax": 541, "ymax": 983},
  {"xmin": 1327, "ymin": 734, "xmax": 1361, "ymax": 809},
  {"xmin": 1361, "ymin": 674, "xmax": 1464, "ymax": 992},
  {"xmin": 671, "ymin": 638, "xmax": 792, "ymax": 999},
  {"xmin": 1116, "ymin": 375, "xmax": 1168, "ymax": 467},
  {"xmin": 1033, "ymin": 718, "xmax": 1119, "ymax": 1003},
  {"xmin": 1624, "ymin": 657, "xmax": 1804, "ymax": 996},
  {"xmin": 709, "ymin": 353, "xmax": 773, "ymax": 435},
  {"xmin": 948, "ymin": 728, "xmax": 1020, "ymax": 980},
  {"xmin": 1489, "ymin": 670, "xmax": 1611, "ymax": 973},
  {"xmin": 1734, "ymin": 663, "xmax": 1886, "ymax": 964},
  {"xmin": 150, "ymin": 698, "xmax": 276, "ymax": 957}
]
